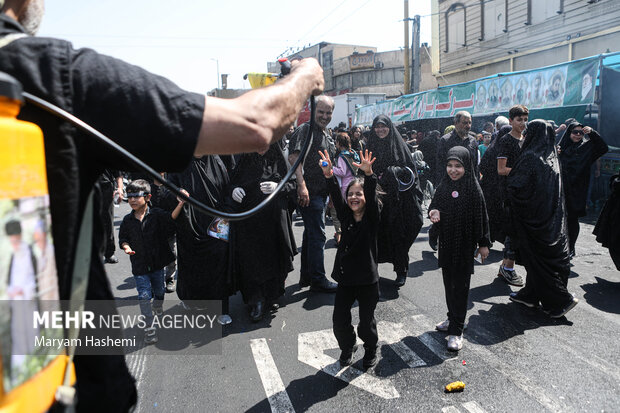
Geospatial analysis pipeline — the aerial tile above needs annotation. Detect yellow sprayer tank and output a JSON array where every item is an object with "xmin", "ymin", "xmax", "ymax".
[{"xmin": 0, "ymin": 72, "xmax": 74, "ymax": 412}]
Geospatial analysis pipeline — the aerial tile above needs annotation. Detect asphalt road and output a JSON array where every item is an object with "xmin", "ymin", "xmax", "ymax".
[{"xmin": 105, "ymin": 203, "xmax": 620, "ymax": 413}]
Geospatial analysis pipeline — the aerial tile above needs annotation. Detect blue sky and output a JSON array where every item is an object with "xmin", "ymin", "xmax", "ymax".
[{"xmin": 37, "ymin": 0, "xmax": 432, "ymax": 93}]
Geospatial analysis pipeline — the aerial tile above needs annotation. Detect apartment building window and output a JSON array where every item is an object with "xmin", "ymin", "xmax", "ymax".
[
  {"xmin": 322, "ymin": 51, "xmax": 333, "ymax": 69},
  {"xmin": 483, "ymin": 0, "xmax": 506, "ymax": 39},
  {"xmin": 529, "ymin": 0, "xmax": 563, "ymax": 25},
  {"xmin": 445, "ymin": 3, "xmax": 466, "ymax": 52}
]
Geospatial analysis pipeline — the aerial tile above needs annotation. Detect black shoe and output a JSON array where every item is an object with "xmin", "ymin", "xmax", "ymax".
[
  {"xmin": 429, "ymin": 237, "xmax": 438, "ymax": 252},
  {"xmin": 310, "ymin": 279, "xmax": 338, "ymax": 293},
  {"xmin": 548, "ymin": 296, "xmax": 578, "ymax": 318},
  {"xmin": 165, "ymin": 277, "xmax": 176, "ymax": 293},
  {"xmin": 269, "ymin": 303, "xmax": 280, "ymax": 312},
  {"xmin": 250, "ymin": 301, "xmax": 265, "ymax": 322},
  {"xmin": 362, "ymin": 348, "xmax": 378, "ymax": 370},
  {"xmin": 339, "ymin": 344, "xmax": 359, "ymax": 366},
  {"xmin": 299, "ymin": 276, "xmax": 311, "ymax": 288},
  {"xmin": 104, "ymin": 255, "xmax": 118, "ymax": 264},
  {"xmin": 395, "ymin": 273, "xmax": 407, "ymax": 287},
  {"xmin": 509, "ymin": 292, "xmax": 538, "ymax": 308}
]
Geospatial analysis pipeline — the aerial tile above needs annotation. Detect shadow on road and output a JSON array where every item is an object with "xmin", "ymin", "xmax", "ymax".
[{"xmin": 581, "ymin": 276, "xmax": 620, "ymax": 314}]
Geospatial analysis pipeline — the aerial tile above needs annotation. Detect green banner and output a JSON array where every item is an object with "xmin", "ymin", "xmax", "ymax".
[{"xmin": 355, "ymin": 56, "xmax": 601, "ymax": 125}]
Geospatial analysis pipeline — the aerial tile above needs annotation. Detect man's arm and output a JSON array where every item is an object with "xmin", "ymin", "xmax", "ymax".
[
  {"xmin": 288, "ymin": 151, "xmax": 309, "ymax": 207},
  {"xmin": 195, "ymin": 59, "xmax": 323, "ymax": 155}
]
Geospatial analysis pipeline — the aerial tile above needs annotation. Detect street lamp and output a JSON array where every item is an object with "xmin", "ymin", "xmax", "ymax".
[{"xmin": 210, "ymin": 58, "xmax": 220, "ymax": 89}]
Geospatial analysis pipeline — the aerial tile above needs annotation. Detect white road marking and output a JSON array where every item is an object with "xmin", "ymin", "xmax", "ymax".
[
  {"xmin": 462, "ymin": 401, "xmax": 489, "ymax": 413},
  {"xmin": 298, "ymin": 329, "xmax": 400, "ymax": 399},
  {"xmin": 441, "ymin": 406, "xmax": 461, "ymax": 413},
  {"xmin": 377, "ymin": 321, "xmax": 427, "ymax": 368},
  {"xmin": 250, "ymin": 338, "xmax": 296, "ymax": 413}
]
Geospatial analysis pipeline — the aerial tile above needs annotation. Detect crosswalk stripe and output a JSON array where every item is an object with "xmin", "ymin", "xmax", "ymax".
[
  {"xmin": 462, "ymin": 401, "xmax": 488, "ymax": 413},
  {"xmin": 378, "ymin": 321, "xmax": 427, "ymax": 368},
  {"xmin": 250, "ymin": 338, "xmax": 296, "ymax": 413}
]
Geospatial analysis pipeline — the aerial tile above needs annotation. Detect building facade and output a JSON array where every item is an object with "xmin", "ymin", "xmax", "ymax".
[{"xmin": 431, "ymin": 0, "xmax": 620, "ymax": 85}]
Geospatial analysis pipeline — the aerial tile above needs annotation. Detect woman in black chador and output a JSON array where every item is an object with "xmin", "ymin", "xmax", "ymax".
[
  {"xmin": 593, "ymin": 174, "xmax": 620, "ymax": 270},
  {"xmin": 506, "ymin": 120, "xmax": 578, "ymax": 318},
  {"xmin": 558, "ymin": 122, "xmax": 608, "ymax": 258},
  {"xmin": 428, "ymin": 146, "xmax": 490, "ymax": 351},
  {"xmin": 479, "ymin": 125, "xmax": 512, "ymax": 244},
  {"xmin": 169, "ymin": 155, "xmax": 236, "ymax": 323},
  {"xmin": 365, "ymin": 115, "xmax": 423, "ymax": 287},
  {"xmin": 230, "ymin": 144, "xmax": 296, "ymax": 322}
]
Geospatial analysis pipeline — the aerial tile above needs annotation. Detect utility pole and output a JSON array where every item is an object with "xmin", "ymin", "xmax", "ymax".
[
  {"xmin": 404, "ymin": 0, "xmax": 410, "ymax": 95},
  {"xmin": 411, "ymin": 14, "xmax": 421, "ymax": 93}
]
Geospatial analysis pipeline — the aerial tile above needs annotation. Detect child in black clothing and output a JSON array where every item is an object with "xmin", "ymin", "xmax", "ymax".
[
  {"xmin": 428, "ymin": 147, "xmax": 490, "ymax": 351},
  {"xmin": 318, "ymin": 149, "xmax": 381, "ymax": 370},
  {"xmin": 119, "ymin": 179, "xmax": 188, "ymax": 344}
]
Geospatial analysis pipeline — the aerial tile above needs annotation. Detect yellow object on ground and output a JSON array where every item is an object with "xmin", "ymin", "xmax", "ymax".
[{"xmin": 445, "ymin": 381, "xmax": 465, "ymax": 392}]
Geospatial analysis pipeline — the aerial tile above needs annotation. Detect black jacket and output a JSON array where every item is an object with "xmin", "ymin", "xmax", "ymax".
[
  {"xmin": 119, "ymin": 207, "xmax": 176, "ymax": 275},
  {"xmin": 328, "ymin": 174, "xmax": 380, "ymax": 285}
]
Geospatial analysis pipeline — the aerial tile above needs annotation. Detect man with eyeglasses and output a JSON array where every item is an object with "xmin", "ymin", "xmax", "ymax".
[{"xmin": 558, "ymin": 122, "xmax": 608, "ymax": 259}]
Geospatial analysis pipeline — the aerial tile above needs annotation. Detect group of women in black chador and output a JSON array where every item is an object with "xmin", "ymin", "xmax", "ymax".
[{"xmin": 149, "ymin": 111, "xmax": 611, "ymax": 356}]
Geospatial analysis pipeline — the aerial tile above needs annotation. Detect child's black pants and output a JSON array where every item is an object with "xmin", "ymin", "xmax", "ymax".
[
  {"xmin": 333, "ymin": 282, "xmax": 379, "ymax": 352},
  {"xmin": 441, "ymin": 264, "xmax": 471, "ymax": 336}
]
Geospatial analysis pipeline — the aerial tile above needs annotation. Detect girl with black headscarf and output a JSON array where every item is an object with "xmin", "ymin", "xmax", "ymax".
[
  {"xmin": 558, "ymin": 122, "xmax": 608, "ymax": 257},
  {"xmin": 507, "ymin": 120, "xmax": 578, "ymax": 318},
  {"xmin": 429, "ymin": 146, "xmax": 490, "ymax": 351},
  {"xmin": 229, "ymin": 144, "xmax": 296, "ymax": 322},
  {"xmin": 365, "ymin": 115, "xmax": 424, "ymax": 287}
]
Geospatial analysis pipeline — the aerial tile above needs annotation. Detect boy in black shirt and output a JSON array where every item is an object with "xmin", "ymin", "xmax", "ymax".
[
  {"xmin": 119, "ymin": 180, "xmax": 187, "ymax": 343},
  {"xmin": 496, "ymin": 105, "xmax": 528, "ymax": 287}
]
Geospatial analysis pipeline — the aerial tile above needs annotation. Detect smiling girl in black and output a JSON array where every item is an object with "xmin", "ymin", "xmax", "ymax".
[
  {"xmin": 429, "ymin": 146, "xmax": 490, "ymax": 351},
  {"xmin": 319, "ymin": 149, "xmax": 381, "ymax": 370}
]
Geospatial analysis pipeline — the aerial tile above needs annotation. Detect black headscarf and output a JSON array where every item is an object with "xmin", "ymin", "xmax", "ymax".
[
  {"xmin": 366, "ymin": 115, "xmax": 417, "ymax": 176},
  {"xmin": 558, "ymin": 122, "xmax": 609, "ymax": 215},
  {"xmin": 429, "ymin": 146, "xmax": 489, "ymax": 271}
]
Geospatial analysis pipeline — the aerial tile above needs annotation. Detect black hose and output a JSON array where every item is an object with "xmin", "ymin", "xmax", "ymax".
[{"xmin": 23, "ymin": 91, "xmax": 315, "ymax": 222}]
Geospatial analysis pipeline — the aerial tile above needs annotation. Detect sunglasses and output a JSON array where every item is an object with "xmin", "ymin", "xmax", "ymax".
[
  {"xmin": 571, "ymin": 130, "xmax": 584, "ymax": 136},
  {"xmin": 127, "ymin": 192, "xmax": 149, "ymax": 198}
]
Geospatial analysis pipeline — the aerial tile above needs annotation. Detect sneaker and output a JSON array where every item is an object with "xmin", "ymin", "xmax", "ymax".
[
  {"xmin": 498, "ymin": 265, "xmax": 524, "ymax": 287},
  {"xmin": 548, "ymin": 296, "xmax": 579, "ymax": 318},
  {"xmin": 447, "ymin": 335, "xmax": 463, "ymax": 351},
  {"xmin": 509, "ymin": 292, "xmax": 538, "ymax": 308},
  {"xmin": 217, "ymin": 314, "xmax": 232, "ymax": 325},
  {"xmin": 165, "ymin": 277, "xmax": 176, "ymax": 293},
  {"xmin": 395, "ymin": 272, "xmax": 407, "ymax": 287},
  {"xmin": 339, "ymin": 344, "xmax": 359, "ymax": 367},
  {"xmin": 144, "ymin": 327, "xmax": 158, "ymax": 344},
  {"xmin": 435, "ymin": 319, "xmax": 468, "ymax": 332},
  {"xmin": 104, "ymin": 255, "xmax": 118, "ymax": 264},
  {"xmin": 435, "ymin": 319, "xmax": 450, "ymax": 332}
]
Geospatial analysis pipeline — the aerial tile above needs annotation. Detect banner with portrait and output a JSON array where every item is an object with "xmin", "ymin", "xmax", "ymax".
[{"xmin": 354, "ymin": 55, "xmax": 602, "ymax": 124}]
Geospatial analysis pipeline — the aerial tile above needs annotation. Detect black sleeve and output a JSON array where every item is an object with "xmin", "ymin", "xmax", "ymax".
[
  {"xmin": 288, "ymin": 123, "xmax": 309, "ymax": 155},
  {"xmin": 118, "ymin": 217, "xmax": 130, "ymax": 249},
  {"xmin": 588, "ymin": 130, "xmax": 609, "ymax": 164},
  {"xmin": 69, "ymin": 46, "xmax": 204, "ymax": 173},
  {"xmin": 327, "ymin": 176, "xmax": 347, "ymax": 220},
  {"xmin": 363, "ymin": 174, "xmax": 379, "ymax": 223}
]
